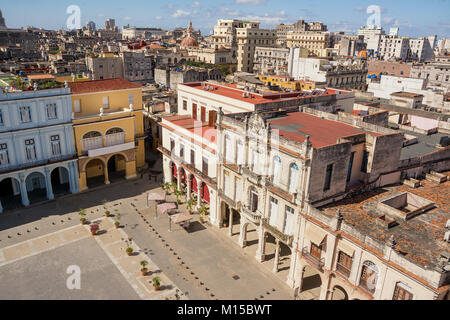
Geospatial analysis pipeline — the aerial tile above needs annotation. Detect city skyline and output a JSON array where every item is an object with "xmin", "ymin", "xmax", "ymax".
[{"xmin": 1, "ymin": 0, "xmax": 450, "ymax": 38}]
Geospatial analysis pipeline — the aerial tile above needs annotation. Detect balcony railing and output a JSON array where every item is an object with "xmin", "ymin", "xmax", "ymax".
[
  {"xmin": 241, "ymin": 205, "xmax": 262, "ymax": 225},
  {"xmin": 82, "ymin": 136, "xmax": 103, "ymax": 152},
  {"xmin": 262, "ymin": 218, "xmax": 293, "ymax": 246},
  {"xmin": 105, "ymin": 132, "xmax": 125, "ymax": 147},
  {"xmin": 0, "ymin": 155, "xmax": 75, "ymax": 173},
  {"xmin": 301, "ymin": 247, "xmax": 325, "ymax": 271},
  {"xmin": 336, "ymin": 263, "xmax": 352, "ymax": 278}
]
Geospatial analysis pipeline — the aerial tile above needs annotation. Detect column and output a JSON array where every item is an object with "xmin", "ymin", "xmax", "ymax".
[
  {"xmin": 72, "ymin": 162, "xmax": 80, "ymax": 193},
  {"xmin": 238, "ymin": 220, "xmax": 247, "ymax": 248},
  {"xmin": 295, "ymin": 265, "xmax": 306, "ymax": 299},
  {"xmin": 44, "ymin": 167, "xmax": 54, "ymax": 200},
  {"xmin": 256, "ymin": 227, "xmax": 266, "ymax": 262},
  {"xmin": 104, "ymin": 164, "xmax": 110, "ymax": 185},
  {"xmin": 319, "ymin": 273, "xmax": 331, "ymax": 300},
  {"xmin": 272, "ymin": 239, "xmax": 281, "ymax": 273},
  {"xmin": 186, "ymin": 174, "xmax": 192, "ymax": 201},
  {"xmin": 177, "ymin": 167, "xmax": 182, "ymax": 191},
  {"xmin": 18, "ymin": 173, "xmax": 30, "ymax": 207},
  {"xmin": 286, "ymin": 250, "xmax": 298, "ymax": 288},
  {"xmin": 196, "ymin": 180, "xmax": 202, "ymax": 210},
  {"xmin": 228, "ymin": 208, "xmax": 234, "ymax": 236}
]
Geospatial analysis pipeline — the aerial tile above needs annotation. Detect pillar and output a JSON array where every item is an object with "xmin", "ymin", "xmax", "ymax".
[
  {"xmin": 44, "ymin": 167, "xmax": 54, "ymax": 200},
  {"xmin": 238, "ymin": 221, "xmax": 247, "ymax": 248},
  {"xmin": 196, "ymin": 180, "xmax": 202, "ymax": 210},
  {"xmin": 286, "ymin": 250, "xmax": 298, "ymax": 288},
  {"xmin": 186, "ymin": 174, "xmax": 192, "ymax": 201},
  {"xmin": 256, "ymin": 227, "xmax": 266, "ymax": 262},
  {"xmin": 18, "ymin": 173, "xmax": 30, "ymax": 207},
  {"xmin": 104, "ymin": 164, "xmax": 110, "ymax": 185},
  {"xmin": 296, "ymin": 265, "xmax": 306, "ymax": 298},
  {"xmin": 319, "ymin": 273, "xmax": 332, "ymax": 300},
  {"xmin": 177, "ymin": 167, "xmax": 182, "ymax": 191},
  {"xmin": 228, "ymin": 208, "xmax": 234, "ymax": 236},
  {"xmin": 272, "ymin": 239, "xmax": 281, "ymax": 273}
]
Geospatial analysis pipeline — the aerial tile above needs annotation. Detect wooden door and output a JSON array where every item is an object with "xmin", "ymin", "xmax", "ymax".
[
  {"xmin": 310, "ymin": 243, "xmax": 322, "ymax": 260},
  {"xmin": 201, "ymin": 107, "xmax": 206, "ymax": 122},
  {"xmin": 192, "ymin": 103, "xmax": 197, "ymax": 120}
]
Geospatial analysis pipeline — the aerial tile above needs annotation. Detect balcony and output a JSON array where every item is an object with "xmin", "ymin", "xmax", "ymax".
[
  {"xmin": 0, "ymin": 155, "xmax": 75, "ymax": 174},
  {"xmin": 336, "ymin": 263, "xmax": 352, "ymax": 278},
  {"xmin": 241, "ymin": 205, "xmax": 262, "ymax": 225},
  {"xmin": 301, "ymin": 247, "xmax": 325, "ymax": 271},
  {"xmin": 82, "ymin": 136, "xmax": 103, "ymax": 153},
  {"xmin": 81, "ymin": 133, "xmax": 134, "ymax": 158},
  {"xmin": 262, "ymin": 218, "xmax": 293, "ymax": 246},
  {"xmin": 105, "ymin": 132, "xmax": 125, "ymax": 147}
]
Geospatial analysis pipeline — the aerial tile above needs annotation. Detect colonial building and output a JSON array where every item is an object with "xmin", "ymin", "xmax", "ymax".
[
  {"xmin": 286, "ymin": 31, "xmax": 330, "ymax": 56},
  {"xmin": 253, "ymin": 46, "xmax": 290, "ymax": 76},
  {"xmin": 215, "ymin": 107, "xmax": 450, "ymax": 300},
  {"xmin": 0, "ymin": 87, "xmax": 79, "ymax": 212},
  {"xmin": 68, "ymin": 79, "xmax": 146, "ymax": 191}
]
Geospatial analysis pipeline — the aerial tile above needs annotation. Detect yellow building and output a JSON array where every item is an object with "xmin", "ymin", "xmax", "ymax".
[
  {"xmin": 68, "ymin": 79, "xmax": 146, "ymax": 191},
  {"xmin": 258, "ymin": 75, "xmax": 318, "ymax": 91}
]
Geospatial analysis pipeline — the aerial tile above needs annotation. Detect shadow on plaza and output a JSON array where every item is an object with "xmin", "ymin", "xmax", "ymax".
[{"xmin": 0, "ymin": 159, "xmax": 164, "ymax": 232}]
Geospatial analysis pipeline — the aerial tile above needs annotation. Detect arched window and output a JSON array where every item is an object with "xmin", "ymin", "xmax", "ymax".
[
  {"xmin": 83, "ymin": 131, "xmax": 101, "ymax": 139},
  {"xmin": 288, "ymin": 163, "xmax": 299, "ymax": 194},
  {"xmin": 359, "ymin": 261, "xmax": 379, "ymax": 294},
  {"xmin": 106, "ymin": 127, "xmax": 124, "ymax": 135},
  {"xmin": 249, "ymin": 187, "xmax": 258, "ymax": 212},
  {"xmin": 272, "ymin": 156, "xmax": 281, "ymax": 185},
  {"xmin": 82, "ymin": 131, "xmax": 103, "ymax": 151},
  {"xmin": 105, "ymin": 127, "xmax": 125, "ymax": 146}
]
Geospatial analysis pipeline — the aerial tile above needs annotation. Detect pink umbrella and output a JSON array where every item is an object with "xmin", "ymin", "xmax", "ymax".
[
  {"xmin": 147, "ymin": 191, "xmax": 166, "ymax": 207},
  {"xmin": 156, "ymin": 202, "xmax": 177, "ymax": 218}
]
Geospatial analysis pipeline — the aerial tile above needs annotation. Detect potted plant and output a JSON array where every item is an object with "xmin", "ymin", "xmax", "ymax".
[
  {"xmin": 162, "ymin": 182, "xmax": 171, "ymax": 195},
  {"xmin": 90, "ymin": 223, "xmax": 99, "ymax": 235},
  {"xmin": 186, "ymin": 198, "xmax": 197, "ymax": 215},
  {"xmin": 170, "ymin": 181, "xmax": 177, "ymax": 193},
  {"xmin": 174, "ymin": 189, "xmax": 183, "ymax": 204},
  {"xmin": 152, "ymin": 277, "xmax": 161, "ymax": 291},
  {"xmin": 105, "ymin": 210, "xmax": 111, "ymax": 217},
  {"xmin": 124, "ymin": 238, "xmax": 133, "ymax": 256},
  {"xmin": 140, "ymin": 260, "xmax": 149, "ymax": 276},
  {"xmin": 78, "ymin": 209, "xmax": 87, "ymax": 225},
  {"xmin": 114, "ymin": 214, "xmax": 121, "ymax": 228},
  {"xmin": 199, "ymin": 205, "xmax": 208, "ymax": 223}
]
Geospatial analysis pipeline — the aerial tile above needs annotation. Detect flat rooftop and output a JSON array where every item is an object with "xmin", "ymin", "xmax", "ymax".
[
  {"xmin": 319, "ymin": 174, "xmax": 450, "ymax": 269},
  {"xmin": 181, "ymin": 82, "xmax": 342, "ymax": 105},
  {"xmin": 400, "ymin": 128, "xmax": 447, "ymax": 160},
  {"xmin": 265, "ymin": 111, "xmax": 378, "ymax": 148},
  {"xmin": 68, "ymin": 78, "xmax": 142, "ymax": 94},
  {"xmin": 162, "ymin": 114, "xmax": 217, "ymax": 144}
]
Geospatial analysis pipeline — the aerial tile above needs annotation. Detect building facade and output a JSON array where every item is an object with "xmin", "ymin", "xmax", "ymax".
[
  {"xmin": 68, "ymin": 79, "xmax": 146, "ymax": 191},
  {"xmin": 0, "ymin": 88, "xmax": 79, "ymax": 212},
  {"xmin": 86, "ymin": 52, "xmax": 124, "ymax": 80},
  {"xmin": 286, "ymin": 31, "xmax": 330, "ymax": 56},
  {"xmin": 253, "ymin": 46, "xmax": 290, "ymax": 75}
]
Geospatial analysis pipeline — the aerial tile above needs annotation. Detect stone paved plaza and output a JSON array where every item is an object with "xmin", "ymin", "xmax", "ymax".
[{"xmin": 0, "ymin": 163, "xmax": 294, "ymax": 300}]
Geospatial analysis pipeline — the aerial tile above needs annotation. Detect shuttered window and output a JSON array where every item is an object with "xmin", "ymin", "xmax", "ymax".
[{"xmin": 393, "ymin": 283, "xmax": 413, "ymax": 300}]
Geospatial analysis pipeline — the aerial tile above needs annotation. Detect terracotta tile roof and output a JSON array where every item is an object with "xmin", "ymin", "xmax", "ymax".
[
  {"xmin": 68, "ymin": 78, "xmax": 141, "ymax": 94},
  {"xmin": 319, "ymin": 174, "xmax": 450, "ymax": 269}
]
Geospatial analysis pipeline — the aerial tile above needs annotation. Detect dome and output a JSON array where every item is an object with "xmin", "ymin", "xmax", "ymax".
[{"xmin": 181, "ymin": 36, "xmax": 198, "ymax": 48}]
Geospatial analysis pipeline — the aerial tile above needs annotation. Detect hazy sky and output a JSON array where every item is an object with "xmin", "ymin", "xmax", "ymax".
[{"xmin": 1, "ymin": 0, "xmax": 449, "ymax": 38}]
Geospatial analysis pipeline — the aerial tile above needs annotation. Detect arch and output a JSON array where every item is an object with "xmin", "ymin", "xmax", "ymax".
[
  {"xmin": 82, "ymin": 131, "xmax": 102, "ymax": 139},
  {"xmin": 25, "ymin": 171, "xmax": 47, "ymax": 204},
  {"xmin": 191, "ymin": 175, "xmax": 198, "ymax": 193},
  {"xmin": 107, "ymin": 153, "xmax": 127, "ymax": 183},
  {"xmin": 105, "ymin": 127, "xmax": 125, "ymax": 135},
  {"xmin": 359, "ymin": 260, "xmax": 379, "ymax": 294},
  {"xmin": 248, "ymin": 186, "xmax": 259, "ymax": 212},
  {"xmin": 220, "ymin": 200, "xmax": 230, "ymax": 227},
  {"xmin": 331, "ymin": 285, "xmax": 348, "ymax": 300},
  {"xmin": 300, "ymin": 265, "xmax": 323, "ymax": 299},
  {"xmin": 201, "ymin": 182, "xmax": 210, "ymax": 204},
  {"xmin": 50, "ymin": 166, "xmax": 70, "ymax": 195},
  {"xmin": 0, "ymin": 176, "xmax": 22, "ymax": 210},
  {"xmin": 85, "ymin": 158, "xmax": 105, "ymax": 188}
]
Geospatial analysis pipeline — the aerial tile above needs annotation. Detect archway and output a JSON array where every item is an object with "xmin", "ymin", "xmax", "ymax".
[
  {"xmin": 107, "ymin": 154, "xmax": 126, "ymax": 183},
  {"xmin": 230, "ymin": 208, "xmax": 241, "ymax": 236},
  {"xmin": 86, "ymin": 158, "xmax": 105, "ymax": 188},
  {"xmin": 51, "ymin": 167, "xmax": 70, "ymax": 195},
  {"xmin": 331, "ymin": 286, "xmax": 348, "ymax": 300},
  {"xmin": 171, "ymin": 162, "xmax": 177, "ymax": 182},
  {"xmin": 25, "ymin": 172, "xmax": 47, "ymax": 204},
  {"xmin": 220, "ymin": 201, "xmax": 230, "ymax": 227},
  {"xmin": 200, "ymin": 182, "xmax": 209, "ymax": 204},
  {"xmin": 300, "ymin": 265, "xmax": 323, "ymax": 300},
  {"xmin": 0, "ymin": 177, "xmax": 22, "ymax": 210}
]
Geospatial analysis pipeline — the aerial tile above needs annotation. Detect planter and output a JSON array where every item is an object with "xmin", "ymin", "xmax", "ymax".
[
  {"xmin": 115, "ymin": 223, "xmax": 120, "ymax": 229},
  {"xmin": 141, "ymin": 269, "xmax": 148, "ymax": 276},
  {"xmin": 91, "ymin": 231, "xmax": 97, "ymax": 236},
  {"xmin": 90, "ymin": 224, "xmax": 99, "ymax": 236},
  {"xmin": 127, "ymin": 251, "xmax": 133, "ymax": 256},
  {"xmin": 153, "ymin": 286, "xmax": 160, "ymax": 291},
  {"xmin": 81, "ymin": 220, "xmax": 87, "ymax": 225}
]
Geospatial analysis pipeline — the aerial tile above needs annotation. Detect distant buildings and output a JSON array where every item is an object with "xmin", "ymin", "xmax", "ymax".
[
  {"xmin": 276, "ymin": 20, "xmax": 327, "ymax": 47},
  {"xmin": 122, "ymin": 26, "xmax": 166, "ymax": 40},
  {"xmin": 253, "ymin": 46, "xmax": 290, "ymax": 75},
  {"xmin": 0, "ymin": 9, "xmax": 6, "ymax": 29},
  {"xmin": 86, "ymin": 52, "xmax": 124, "ymax": 80}
]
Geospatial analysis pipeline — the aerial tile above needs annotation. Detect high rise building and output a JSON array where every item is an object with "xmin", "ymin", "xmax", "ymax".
[{"xmin": 0, "ymin": 9, "xmax": 6, "ymax": 29}]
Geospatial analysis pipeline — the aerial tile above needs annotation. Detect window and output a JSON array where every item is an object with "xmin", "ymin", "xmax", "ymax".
[
  {"xmin": 269, "ymin": 197, "xmax": 279, "ymax": 226},
  {"xmin": 50, "ymin": 135, "xmax": 61, "ymax": 156},
  {"xmin": 235, "ymin": 177, "xmax": 242, "ymax": 203},
  {"xmin": 0, "ymin": 143, "xmax": 9, "ymax": 166},
  {"xmin": 74, "ymin": 100, "xmax": 81, "ymax": 113},
  {"xmin": 179, "ymin": 144, "xmax": 184, "ymax": 160},
  {"xmin": 46, "ymin": 103, "xmax": 57, "ymax": 120},
  {"xmin": 128, "ymin": 93, "xmax": 134, "ymax": 106},
  {"xmin": 310, "ymin": 243, "xmax": 322, "ymax": 260},
  {"xmin": 25, "ymin": 139, "xmax": 36, "ymax": 161},
  {"xmin": 289, "ymin": 163, "xmax": 299, "ymax": 194},
  {"xmin": 19, "ymin": 106, "xmax": 32, "ymax": 123},
  {"xmin": 102, "ymin": 96, "xmax": 109, "ymax": 109},
  {"xmin": 190, "ymin": 149, "xmax": 195, "ymax": 165},
  {"xmin": 250, "ymin": 188, "xmax": 258, "ymax": 212},
  {"xmin": 359, "ymin": 261, "xmax": 378, "ymax": 294},
  {"xmin": 170, "ymin": 138, "xmax": 175, "ymax": 153},
  {"xmin": 361, "ymin": 151, "xmax": 369, "ymax": 173},
  {"xmin": 283, "ymin": 206, "xmax": 295, "ymax": 235},
  {"xmin": 202, "ymin": 156, "xmax": 208, "ymax": 175},
  {"xmin": 272, "ymin": 156, "xmax": 282, "ymax": 185},
  {"xmin": 336, "ymin": 251, "xmax": 352, "ymax": 278},
  {"xmin": 183, "ymin": 100, "xmax": 187, "ymax": 111},
  {"xmin": 0, "ymin": 109, "xmax": 3, "ymax": 125},
  {"xmin": 393, "ymin": 283, "xmax": 413, "ymax": 300},
  {"xmin": 324, "ymin": 164, "xmax": 333, "ymax": 191},
  {"xmin": 224, "ymin": 135, "xmax": 233, "ymax": 163}
]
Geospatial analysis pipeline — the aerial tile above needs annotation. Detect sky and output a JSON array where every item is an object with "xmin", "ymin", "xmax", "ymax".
[{"xmin": 1, "ymin": 0, "xmax": 449, "ymax": 38}]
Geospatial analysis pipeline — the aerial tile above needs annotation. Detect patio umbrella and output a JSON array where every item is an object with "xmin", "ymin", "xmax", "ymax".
[
  {"xmin": 156, "ymin": 202, "xmax": 177, "ymax": 219},
  {"xmin": 147, "ymin": 191, "xmax": 166, "ymax": 207},
  {"xmin": 169, "ymin": 213, "xmax": 193, "ymax": 232}
]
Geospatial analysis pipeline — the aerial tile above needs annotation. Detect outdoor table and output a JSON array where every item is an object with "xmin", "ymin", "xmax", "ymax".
[
  {"xmin": 169, "ymin": 213, "xmax": 193, "ymax": 232},
  {"xmin": 147, "ymin": 191, "xmax": 166, "ymax": 208},
  {"xmin": 156, "ymin": 202, "xmax": 177, "ymax": 219}
]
